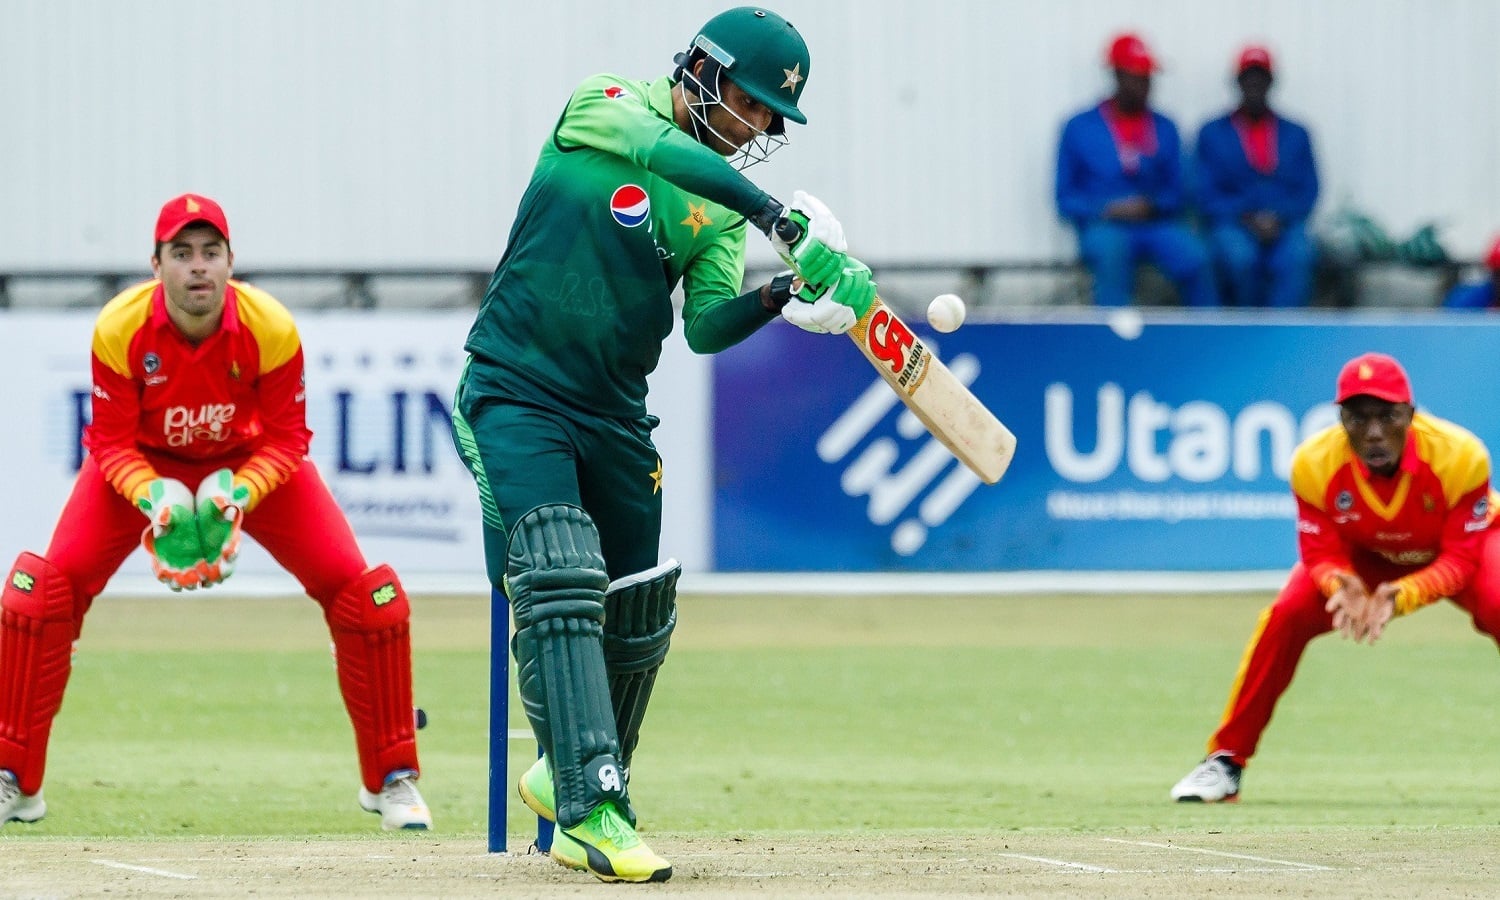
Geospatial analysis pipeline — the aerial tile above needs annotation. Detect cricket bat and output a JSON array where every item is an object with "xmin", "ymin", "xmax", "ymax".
[
  {"xmin": 773, "ymin": 217, "xmax": 1018, "ymax": 484},
  {"xmin": 845, "ymin": 293, "xmax": 1017, "ymax": 484}
]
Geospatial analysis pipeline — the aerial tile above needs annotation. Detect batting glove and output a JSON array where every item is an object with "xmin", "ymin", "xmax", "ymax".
[
  {"xmin": 782, "ymin": 290, "xmax": 856, "ymax": 335},
  {"xmin": 195, "ymin": 468, "xmax": 250, "ymax": 587},
  {"xmin": 770, "ymin": 190, "xmax": 849, "ymax": 291},
  {"xmin": 137, "ymin": 478, "xmax": 209, "ymax": 592},
  {"xmin": 826, "ymin": 257, "xmax": 878, "ymax": 319}
]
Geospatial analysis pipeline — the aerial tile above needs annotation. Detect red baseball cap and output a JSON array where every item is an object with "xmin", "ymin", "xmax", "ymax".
[
  {"xmin": 1236, "ymin": 44, "xmax": 1274, "ymax": 75},
  {"xmin": 1485, "ymin": 235, "xmax": 1500, "ymax": 271},
  {"xmin": 1105, "ymin": 33, "xmax": 1158, "ymax": 76},
  {"xmin": 1335, "ymin": 352, "xmax": 1412, "ymax": 404},
  {"xmin": 155, "ymin": 193, "xmax": 231, "ymax": 244}
]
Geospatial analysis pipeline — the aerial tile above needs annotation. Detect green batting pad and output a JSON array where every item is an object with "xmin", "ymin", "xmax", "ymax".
[
  {"xmin": 505, "ymin": 504, "xmax": 625, "ymax": 828},
  {"xmin": 602, "ymin": 559, "xmax": 680, "ymax": 770}
]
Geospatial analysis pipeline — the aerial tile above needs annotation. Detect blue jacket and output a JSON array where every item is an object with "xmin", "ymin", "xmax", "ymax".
[
  {"xmin": 1055, "ymin": 103, "xmax": 1187, "ymax": 228},
  {"xmin": 1195, "ymin": 111, "xmax": 1319, "ymax": 226},
  {"xmin": 1443, "ymin": 278, "xmax": 1497, "ymax": 309}
]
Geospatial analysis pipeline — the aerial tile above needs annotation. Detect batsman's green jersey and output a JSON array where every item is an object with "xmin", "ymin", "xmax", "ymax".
[{"xmin": 463, "ymin": 73, "xmax": 777, "ymax": 419}]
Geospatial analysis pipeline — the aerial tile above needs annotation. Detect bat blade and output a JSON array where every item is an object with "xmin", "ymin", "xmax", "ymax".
[{"xmin": 846, "ymin": 295, "xmax": 1017, "ymax": 484}]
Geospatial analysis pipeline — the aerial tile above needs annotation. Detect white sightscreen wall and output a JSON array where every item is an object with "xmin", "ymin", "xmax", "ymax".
[{"xmin": 2, "ymin": 0, "xmax": 1498, "ymax": 269}]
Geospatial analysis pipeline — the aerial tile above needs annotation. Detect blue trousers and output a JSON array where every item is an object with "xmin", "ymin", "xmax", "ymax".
[
  {"xmin": 1208, "ymin": 222, "xmax": 1316, "ymax": 308},
  {"xmin": 1078, "ymin": 220, "xmax": 1219, "ymax": 307}
]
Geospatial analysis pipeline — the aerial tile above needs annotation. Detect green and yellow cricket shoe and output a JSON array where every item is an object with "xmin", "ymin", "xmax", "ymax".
[
  {"xmin": 518, "ymin": 755, "xmax": 556, "ymax": 822},
  {"xmin": 552, "ymin": 802, "xmax": 671, "ymax": 883}
]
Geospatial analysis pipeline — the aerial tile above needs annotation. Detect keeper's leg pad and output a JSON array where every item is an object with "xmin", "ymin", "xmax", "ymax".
[
  {"xmin": 506, "ymin": 503, "xmax": 625, "ymax": 828},
  {"xmin": 602, "ymin": 559, "xmax": 680, "ymax": 772},
  {"xmin": 0, "ymin": 553, "xmax": 80, "ymax": 795},
  {"xmin": 324, "ymin": 565, "xmax": 418, "ymax": 793}
]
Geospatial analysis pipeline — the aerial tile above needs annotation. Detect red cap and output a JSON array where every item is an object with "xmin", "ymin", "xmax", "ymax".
[
  {"xmin": 155, "ymin": 193, "xmax": 230, "ymax": 244},
  {"xmin": 1335, "ymin": 353, "xmax": 1412, "ymax": 404},
  {"xmin": 1105, "ymin": 33, "xmax": 1157, "ymax": 76},
  {"xmin": 1485, "ymin": 235, "xmax": 1500, "ymax": 271},
  {"xmin": 1236, "ymin": 44, "xmax": 1274, "ymax": 75}
]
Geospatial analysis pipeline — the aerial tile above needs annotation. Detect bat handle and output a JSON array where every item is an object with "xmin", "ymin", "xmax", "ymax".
[{"xmin": 773, "ymin": 216, "xmax": 803, "ymax": 245}]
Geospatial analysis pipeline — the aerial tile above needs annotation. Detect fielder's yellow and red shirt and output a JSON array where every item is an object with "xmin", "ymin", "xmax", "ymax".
[
  {"xmin": 1290, "ymin": 411, "xmax": 1495, "ymax": 615},
  {"xmin": 83, "ymin": 279, "xmax": 311, "ymax": 511}
]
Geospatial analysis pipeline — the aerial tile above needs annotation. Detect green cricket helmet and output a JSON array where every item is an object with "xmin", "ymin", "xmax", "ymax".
[
  {"xmin": 676, "ymin": 7, "xmax": 810, "ymax": 132},
  {"xmin": 673, "ymin": 7, "xmax": 810, "ymax": 168}
]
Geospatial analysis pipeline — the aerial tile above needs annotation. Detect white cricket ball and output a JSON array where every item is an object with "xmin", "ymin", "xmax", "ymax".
[{"xmin": 927, "ymin": 293, "xmax": 966, "ymax": 333}]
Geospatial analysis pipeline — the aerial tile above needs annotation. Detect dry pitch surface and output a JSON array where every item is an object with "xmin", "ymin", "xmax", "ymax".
[{"xmin": 10, "ymin": 828, "xmax": 1500, "ymax": 898}]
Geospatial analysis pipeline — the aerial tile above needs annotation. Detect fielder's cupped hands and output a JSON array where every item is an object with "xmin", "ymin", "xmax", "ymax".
[
  {"xmin": 1324, "ymin": 572, "xmax": 1369, "ymax": 641},
  {"xmin": 1325, "ymin": 573, "xmax": 1396, "ymax": 645},
  {"xmin": 1356, "ymin": 583, "xmax": 1399, "ymax": 645}
]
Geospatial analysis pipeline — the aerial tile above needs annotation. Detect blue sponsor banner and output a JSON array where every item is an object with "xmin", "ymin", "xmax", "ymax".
[{"xmin": 712, "ymin": 312, "xmax": 1500, "ymax": 572}]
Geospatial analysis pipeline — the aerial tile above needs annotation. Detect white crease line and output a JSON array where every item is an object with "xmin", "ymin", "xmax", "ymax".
[
  {"xmin": 998, "ymin": 852, "xmax": 1118, "ymax": 873},
  {"xmin": 92, "ymin": 860, "xmax": 197, "ymax": 880},
  {"xmin": 1101, "ymin": 838, "xmax": 1334, "ymax": 871}
]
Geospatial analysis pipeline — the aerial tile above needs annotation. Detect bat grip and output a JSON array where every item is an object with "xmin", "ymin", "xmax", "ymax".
[{"xmin": 773, "ymin": 217, "xmax": 803, "ymax": 245}]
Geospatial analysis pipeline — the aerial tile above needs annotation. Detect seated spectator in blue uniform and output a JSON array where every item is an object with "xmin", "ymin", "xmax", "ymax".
[
  {"xmin": 1442, "ymin": 235, "xmax": 1500, "ymax": 309},
  {"xmin": 1055, "ymin": 32, "xmax": 1217, "ymax": 307},
  {"xmin": 1196, "ymin": 45, "xmax": 1320, "ymax": 307}
]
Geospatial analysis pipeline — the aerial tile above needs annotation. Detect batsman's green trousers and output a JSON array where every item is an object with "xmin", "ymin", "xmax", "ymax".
[{"xmin": 452, "ymin": 359, "xmax": 664, "ymax": 585}]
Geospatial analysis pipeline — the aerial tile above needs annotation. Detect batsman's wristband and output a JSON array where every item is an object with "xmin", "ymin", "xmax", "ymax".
[
  {"xmin": 747, "ymin": 197, "xmax": 785, "ymax": 236},
  {"xmin": 764, "ymin": 272, "xmax": 798, "ymax": 311}
]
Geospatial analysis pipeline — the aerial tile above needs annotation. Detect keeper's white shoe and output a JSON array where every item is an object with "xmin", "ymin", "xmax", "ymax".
[
  {"xmin": 0, "ymin": 769, "xmax": 46, "ymax": 825},
  {"xmin": 1171, "ymin": 754, "xmax": 1242, "ymax": 803},
  {"xmin": 359, "ymin": 770, "xmax": 432, "ymax": 830}
]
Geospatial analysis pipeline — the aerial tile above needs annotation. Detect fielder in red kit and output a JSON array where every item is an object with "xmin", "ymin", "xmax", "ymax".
[
  {"xmin": 1172, "ymin": 352, "xmax": 1500, "ymax": 802},
  {"xmin": 0, "ymin": 194, "xmax": 430, "ymax": 830}
]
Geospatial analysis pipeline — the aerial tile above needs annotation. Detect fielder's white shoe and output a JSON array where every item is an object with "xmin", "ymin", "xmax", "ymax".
[
  {"xmin": 359, "ymin": 769, "xmax": 432, "ymax": 830},
  {"xmin": 0, "ymin": 769, "xmax": 46, "ymax": 825},
  {"xmin": 1171, "ymin": 754, "xmax": 1242, "ymax": 803}
]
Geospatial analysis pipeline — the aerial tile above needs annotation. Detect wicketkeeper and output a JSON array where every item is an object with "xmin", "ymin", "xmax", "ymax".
[
  {"xmin": 0, "ymin": 194, "xmax": 430, "ymax": 831},
  {"xmin": 1172, "ymin": 352, "xmax": 1500, "ymax": 802},
  {"xmin": 451, "ymin": 5, "xmax": 876, "ymax": 883}
]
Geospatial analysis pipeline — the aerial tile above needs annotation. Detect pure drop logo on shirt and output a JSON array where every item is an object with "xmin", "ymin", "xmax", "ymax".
[{"xmin": 610, "ymin": 185, "xmax": 650, "ymax": 228}]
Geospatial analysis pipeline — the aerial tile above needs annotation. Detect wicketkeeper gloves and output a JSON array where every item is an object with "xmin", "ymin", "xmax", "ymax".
[
  {"xmin": 194, "ymin": 468, "xmax": 251, "ymax": 587},
  {"xmin": 136, "ymin": 469, "xmax": 251, "ymax": 591},
  {"xmin": 137, "ymin": 477, "xmax": 211, "ymax": 591}
]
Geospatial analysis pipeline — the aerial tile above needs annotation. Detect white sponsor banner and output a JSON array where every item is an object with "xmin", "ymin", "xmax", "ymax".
[{"xmin": 0, "ymin": 311, "xmax": 711, "ymax": 593}]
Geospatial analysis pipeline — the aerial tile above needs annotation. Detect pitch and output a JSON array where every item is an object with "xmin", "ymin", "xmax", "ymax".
[{"xmin": 4, "ymin": 590, "xmax": 1500, "ymax": 897}]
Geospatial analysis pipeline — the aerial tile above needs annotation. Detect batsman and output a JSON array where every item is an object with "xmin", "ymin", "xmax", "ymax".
[{"xmin": 451, "ymin": 5, "xmax": 876, "ymax": 883}]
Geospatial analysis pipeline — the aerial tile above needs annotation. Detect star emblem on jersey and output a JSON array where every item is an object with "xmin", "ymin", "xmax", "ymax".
[
  {"xmin": 650, "ymin": 458, "xmax": 664, "ymax": 494},
  {"xmin": 680, "ymin": 202, "xmax": 712, "ymax": 237},
  {"xmin": 781, "ymin": 63, "xmax": 803, "ymax": 91}
]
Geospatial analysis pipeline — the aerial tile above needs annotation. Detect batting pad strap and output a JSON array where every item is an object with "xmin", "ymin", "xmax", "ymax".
[
  {"xmin": 0, "ymin": 553, "xmax": 80, "ymax": 795},
  {"xmin": 325, "ymin": 565, "xmax": 418, "ymax": 793}
]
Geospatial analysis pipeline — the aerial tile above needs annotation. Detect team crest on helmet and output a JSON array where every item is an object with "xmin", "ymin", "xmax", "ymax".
[
  {"xmin": 603, "ymin": 84, "xmax": 628, "ymax": 99},
  {"xmin": 610, "ymin": 185, "xmax": 651, "ymax": 228},
  {"xmin": 781, "ymin": 62, "xmax": 803, "ymax": 91}
]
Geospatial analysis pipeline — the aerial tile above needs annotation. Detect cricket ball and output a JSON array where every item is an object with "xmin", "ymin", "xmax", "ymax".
[{"xmin": 927, "ymin": 293, "xmax": 966, "ymax": 333}]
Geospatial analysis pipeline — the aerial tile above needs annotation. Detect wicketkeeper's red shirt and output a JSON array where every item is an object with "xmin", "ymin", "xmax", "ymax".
[
  {"xmin": 1291, "ymin": 411, "xmax": 1496, "ymax": 615},
  {"xmin": 83, "ymin": 279, "xmax": 311, "ymax": 511}
]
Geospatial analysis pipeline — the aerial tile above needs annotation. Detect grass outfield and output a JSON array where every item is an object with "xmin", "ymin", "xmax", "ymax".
[{"xmin": 6, "ymin": 590, "xmax": 1500, "ymax": 896}]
